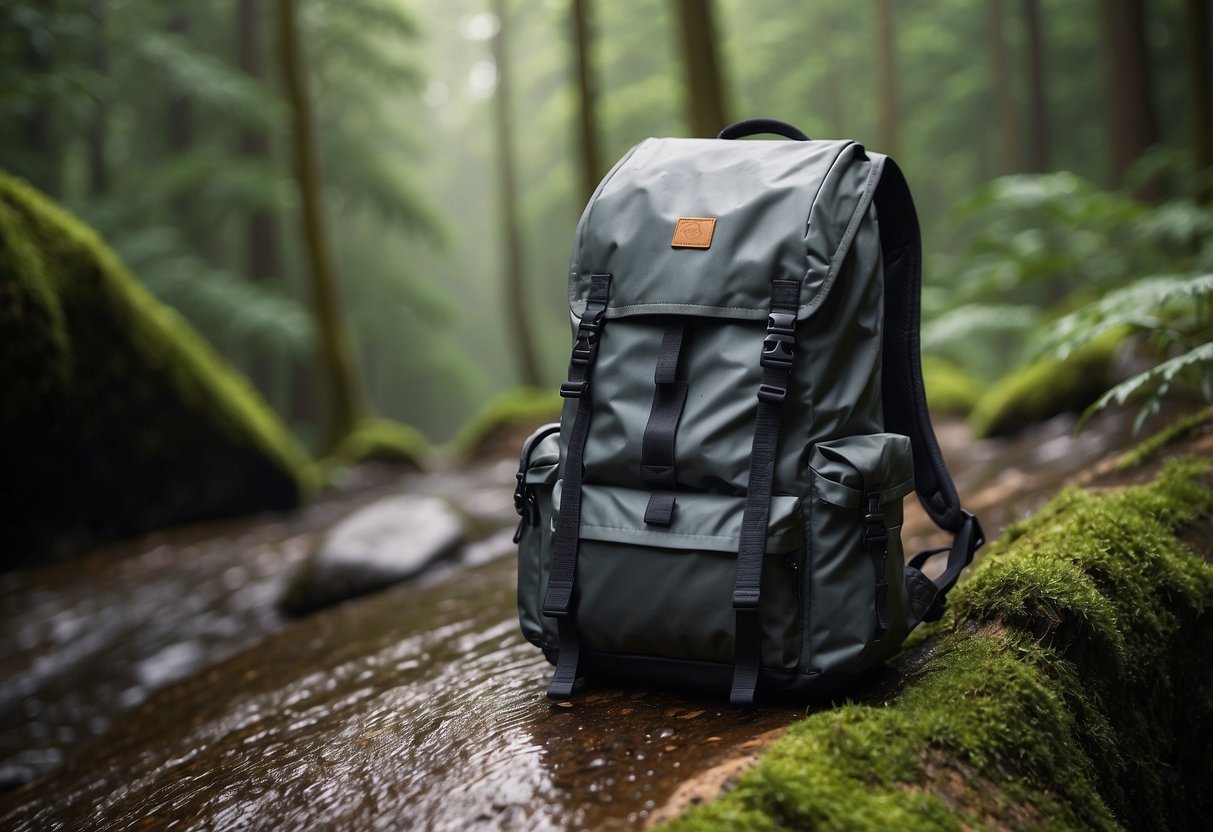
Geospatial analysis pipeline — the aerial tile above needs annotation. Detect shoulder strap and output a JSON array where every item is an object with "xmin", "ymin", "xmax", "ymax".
[{"xmin": 873, "ymin": 157, "xmax": 984, "ymax": 624}]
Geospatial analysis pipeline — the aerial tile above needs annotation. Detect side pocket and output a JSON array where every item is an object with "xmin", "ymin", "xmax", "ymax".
[
  {"xmin": 806, "ymin": 433, "xmax": 915, "ymax": 674},
  {"xmin": 514, "ymin": 424, "xmax": 561, "ymax": 650}
]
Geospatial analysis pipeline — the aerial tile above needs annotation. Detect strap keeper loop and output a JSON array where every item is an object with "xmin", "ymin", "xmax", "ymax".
[
  {"xmin": 560, "ymin": 380, "xmax": 588, "ymax": 399},
  {"xmin": 732, "ymin": 588, "xmax": 761, "ymax": 610}
]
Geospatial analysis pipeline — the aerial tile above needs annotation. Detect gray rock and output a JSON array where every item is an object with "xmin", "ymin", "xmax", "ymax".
[{"xmin": 281, "ymin": 494, "xmax": 464, "ymax": 615}]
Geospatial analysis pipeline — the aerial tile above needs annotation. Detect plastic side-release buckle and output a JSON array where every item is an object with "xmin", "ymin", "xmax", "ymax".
[
  {"xmin": 760, "ymin": 311, "xmax": 796, "ymax": 370},
  {"xmin": 571, "ymin": 307, "xmax": 606, "ymax": 365}
]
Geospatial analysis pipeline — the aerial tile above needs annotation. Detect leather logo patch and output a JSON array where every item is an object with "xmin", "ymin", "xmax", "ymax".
[{"xmin": 671, "ymin": 217, "xmax": 717, "ymax": 249}]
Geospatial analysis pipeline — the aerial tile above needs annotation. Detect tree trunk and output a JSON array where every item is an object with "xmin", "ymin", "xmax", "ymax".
[
  {"xmin": 239, "ymin": 0, "xmax": 284, "ymax": 399},
  {"xmin": 87, "ymin": 0, "xmax": 109, "ymax": 197},
  {"xmin": 239, "ymin": 0, "xmax": 280, "ymax": 285},
  {"xmin": 1186, "ymin": 0, "xmax": 1213, "ymax": 203},
  {"xmin": 276, "ymin": 0, "xmax": 366, "ymax": 450},
  {"xmin": 491, "ymin": 0, "xmax": 542, "ymax": 388},
  {"xmin": 571, "ymin": 0, "xmax": 604, "ymax": 207},
  {"xmin": 1099, "ymin": 0, "xmax": 1160, "ymax": 194},
  {"xmin": 1021, "ymin": 0, "xmax": 1051, "ymax": 172},
  {"xmin": 873, "ymin": 0, "xmax": 899, "ymax": 156},
  {"xmin": 673, "ymin": 0, "xmax": 729, "ymax": 137},
  {"xmin": 990, "ymin": 0, "xmax": 1020, "ymax": 173},
  {"xmin": 22, "ymin": 2, "xmax": 59, "ymax": 197},
  {"xmin": 166, "ymin": 12, "xmax": 193, "ymax": 220}
]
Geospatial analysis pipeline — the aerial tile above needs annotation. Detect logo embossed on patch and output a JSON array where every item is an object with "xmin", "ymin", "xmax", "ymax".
[{"xmin": 671, "ymin": 217, "xmax": 717, "ymax": 249}]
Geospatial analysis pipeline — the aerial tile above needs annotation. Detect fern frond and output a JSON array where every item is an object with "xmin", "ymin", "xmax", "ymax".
[
  {"xmin": 922, "ymin": 303, "xmax": 1041, "ymax": 352},
  {"xmin": 1080, "ymin": 342, "xmax": 1213, "ymax": 427},
  {"xmin": 1044, "ymin": 273, "xmax": 1213, "ymax": 358},
  {"xmin": 138, "ymin": 32, "xmax": 282, "ymax": 129}
]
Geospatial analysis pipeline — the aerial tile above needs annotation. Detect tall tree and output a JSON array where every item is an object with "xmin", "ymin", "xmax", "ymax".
[
  {"xmin": 276, "ymin": 0, "xmax": 366, "ymax": 449},
  {"xmin": 237, "ymin": 0, "xmax": 279, "ymax": 287},
  {"xmin": 873, "ymin": 0, "xmax": 899, "ymax": 156},
  {"xmin": 165, "ymin": 11, "xmax": 193, "ymax": 223},
  {"xmin": 674, "ymin": 0, "xmax": 729, "ymax": 137},
  {"xmin": 87, "ymin": 0, "xmax": 109, "ymax": 197},
  {"xmin": 1099, "ymin": 0, "xmax": 1159, "ymax": 192},
  {"xmin": 491, "ymin": 0, "xmax": 542, "ymax": 388},
  {"xmin": 238, "ymin": 0, "xmax": 283, "ymax": 397},
  {"xmin": 1020, "ymin": 0, "xmax": 1051, "ymax": 171},
  {"xmin": 1186, "ymin": 0, "xmax": 1212, "ymax": 203},
  {"xmin": 571, "ymin": 0, "xmax": 604, "ymax": 206},
  {"xmin": 990, "ymin": 0, "xmax": 1020, "ymax": 173},
  {"xmin": 22, "ymin": 2, "xmax": 59, "ymax": 197}
]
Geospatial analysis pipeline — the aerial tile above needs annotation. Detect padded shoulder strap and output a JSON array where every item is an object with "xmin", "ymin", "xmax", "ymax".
[
  {"xmin": 873, "ymin": 158, "xmax": 963, "ymax": 532},
  {"xmin": 873, "ymin": 157, "xmax": 985, "ymax": 626}
]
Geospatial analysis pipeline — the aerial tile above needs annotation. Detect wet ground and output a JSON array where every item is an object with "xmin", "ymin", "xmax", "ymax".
[{"xmin": 0, "ymin": 411, "xmax": 1145, "ymax": 829}]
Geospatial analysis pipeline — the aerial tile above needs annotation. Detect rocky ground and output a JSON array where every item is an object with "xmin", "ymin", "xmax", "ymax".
[{"xmin": 0, "ymin": 409, "xmax": 1187, "ymax": 830}]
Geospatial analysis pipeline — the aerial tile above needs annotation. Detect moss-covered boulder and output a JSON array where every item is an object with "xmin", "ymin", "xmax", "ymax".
[
  {"xmin": 0, "ymin": 172, "xmax": 314, "ymax": 567},
  {"xmin": 322, "ymin": 418, "xmax": 429, "ymax": 472},
  {"xmin": 451, "ymin": 387, "xmax": 562, "ymax": 459},
  {"xmin": 662, "ymin": 458, "xmax": 1213, "ymax": 831},
  {"xmin": 921, "ymin": 356, "xmax": 983, "ymax": 416},
  {"xmin": 969, "ymin": 329, "xmax": 1126, "ymax": 438}
]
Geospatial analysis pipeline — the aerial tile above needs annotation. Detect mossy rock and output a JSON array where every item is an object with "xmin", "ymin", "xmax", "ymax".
[
  {"xmin": 662, "ymin": 458, "xmax": 1213, "ymax": 831},
  {"xmin": 322, "ymin": 418, "xmax": 429, "ymax": 471},
  {"xmin": 921, "ymin": 356, "xmax": 983, "ymax": 416},
  {"xmin": 969, "ymin": 329, "xmax": 1126, "ymax": 438},
  {"xmin": 451, "ymin": 387, "xmax": 562, "ymax": 459},
  {"xmin": 0, "ymin": 172, "xmax": 315, "ymax": 567}
]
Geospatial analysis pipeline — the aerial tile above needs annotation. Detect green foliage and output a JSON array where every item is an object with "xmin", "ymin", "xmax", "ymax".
[
  {"xmin": 451, "ymin": 387, "xmax": 562, "ymax": 458},
  {"xmin": 0, "ymin": 171, "xmax": 314, "ymax": 565},
  {"xmin": 968, "ymin": 328, "xmax": 1126, "ymax": 438},
  {"xmin": 920, "ymin": 356, "xmax": 983, "ymax": 416},
  {"xmin": 932, "ymin": 170, "xmax": 1213, "ymax": 434},
  {"xmin": 663, "ymin": 459, "xmax": 1213, "ymax": 831}
]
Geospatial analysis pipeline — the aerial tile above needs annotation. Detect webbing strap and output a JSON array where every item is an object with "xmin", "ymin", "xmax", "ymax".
[
  {"xmin": 641, "ymin": 322, "xmax": 689, "ymax": 526},
  {"xmin": 730, "ymin": 278, "xmax": 800, "ymax": 706},
  {"xmin": 543, "ymin": 273, "xmax": 611, "ymax": 699}
]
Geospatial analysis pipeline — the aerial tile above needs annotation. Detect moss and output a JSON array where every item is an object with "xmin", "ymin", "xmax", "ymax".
[
  {"xmin": 921, "ymin": 356, "xmax": 983, "ymax": 416},
  {"xmin": 1114, "ymin": 406, "xmax": 1213, "ymax": 471},
  {"xmin": 662, "ymin": 459, "xmax": 1213, "ymax": 831},
  {"xmin": 450, "ymin": 387, "xmax": 562, "ymax": 458},
  {"xmin": 0, "ymin": 172, "xmax": 316, "ymax": 566},
  {"xmin": 969, "ymin": 329, "xmax": 1127, "ymax": 438},
  {"xmin": 323, "ymin": 418, "xmax": 429, "ymax": 470}
]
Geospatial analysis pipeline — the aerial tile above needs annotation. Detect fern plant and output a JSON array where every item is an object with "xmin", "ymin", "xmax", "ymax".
[{"xmin": 1042, "ymin": 272, "xmax": 1213, "ymax": 432}]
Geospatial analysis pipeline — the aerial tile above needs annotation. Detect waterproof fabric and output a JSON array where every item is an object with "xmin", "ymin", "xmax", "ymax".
[{"xmin": 516, "ymin": 130, "xmax": 971, "ymax": 700}]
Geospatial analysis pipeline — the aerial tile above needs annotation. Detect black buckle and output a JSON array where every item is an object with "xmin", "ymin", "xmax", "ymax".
[
  {"xmin": 571, "ymin": 307, "xmax": 606, "ymax": 366},
  {"xmin": 560, "ymin": 380, "xmax": 588, "ymax": 399},
  {"xmin": 862, "ymin": 494, "xmax": 888, "ymax": 550},
  {"xmin": 964, "ymin": 510, "xmax": 986, "ymax": 552},
  {"xmin": 761, "ymin": 311, "xmax": 796, "ymax": 370}
]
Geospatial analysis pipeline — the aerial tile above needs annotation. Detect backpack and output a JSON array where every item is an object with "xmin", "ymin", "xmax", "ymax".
[{"xmin": 513, "ymin": 118, "xmax": 984, "ymax": 705}]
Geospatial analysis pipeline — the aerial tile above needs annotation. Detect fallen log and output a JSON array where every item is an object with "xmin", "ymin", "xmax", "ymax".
[{"xmin": 662, "ymin": 457, "xmax": 1213, "ymax": 831}]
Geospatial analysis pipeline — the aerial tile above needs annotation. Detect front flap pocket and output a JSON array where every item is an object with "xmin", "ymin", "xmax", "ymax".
[
  {"xmin": 806, "ymin": 433, "xmax": 914, "ymax": 674},
  {"xmin": 557, "ymin": 484, "xmax": 804, "ymax": 668}
]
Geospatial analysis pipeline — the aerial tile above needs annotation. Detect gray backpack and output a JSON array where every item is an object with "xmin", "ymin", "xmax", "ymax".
[{"xmin": 514, "ymin": 119, "xmax": 983, "ymax": 704}]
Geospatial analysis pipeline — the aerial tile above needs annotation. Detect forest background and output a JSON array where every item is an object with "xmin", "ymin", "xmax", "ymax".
[{"xmin": 2, "ymin": 0, "xmax": 1210, "ymax": 452}]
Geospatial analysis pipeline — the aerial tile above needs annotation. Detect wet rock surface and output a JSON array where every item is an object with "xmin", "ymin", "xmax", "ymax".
[
  {"xmin": 0, "ymin": 555, "xmax": 801, "ymax": 830},
  {"xmin": 0, "ymin": 412, "xmax": 1150, "ymax": 828},
  {"xmin": 281, "ymin": 494, "xmax": 466, "ymax": 615}
]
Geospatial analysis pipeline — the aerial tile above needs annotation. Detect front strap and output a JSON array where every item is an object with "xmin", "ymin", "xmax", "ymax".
[
  {"xmin": 543, "ymin": 273, "xmax": 611, "ymax": 700},
  {"xmin": 904, "ymin": 510, "xmax": 985, "ymax": 628},
  {"xmin": 730, "ymin": 278, "xmax": 801, "ymax": 706}
]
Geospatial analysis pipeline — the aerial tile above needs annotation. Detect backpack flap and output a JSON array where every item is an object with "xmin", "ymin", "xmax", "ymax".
[{"xmin": 569, "ymin": 138, "xmax": 880, "ymax": 323}]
